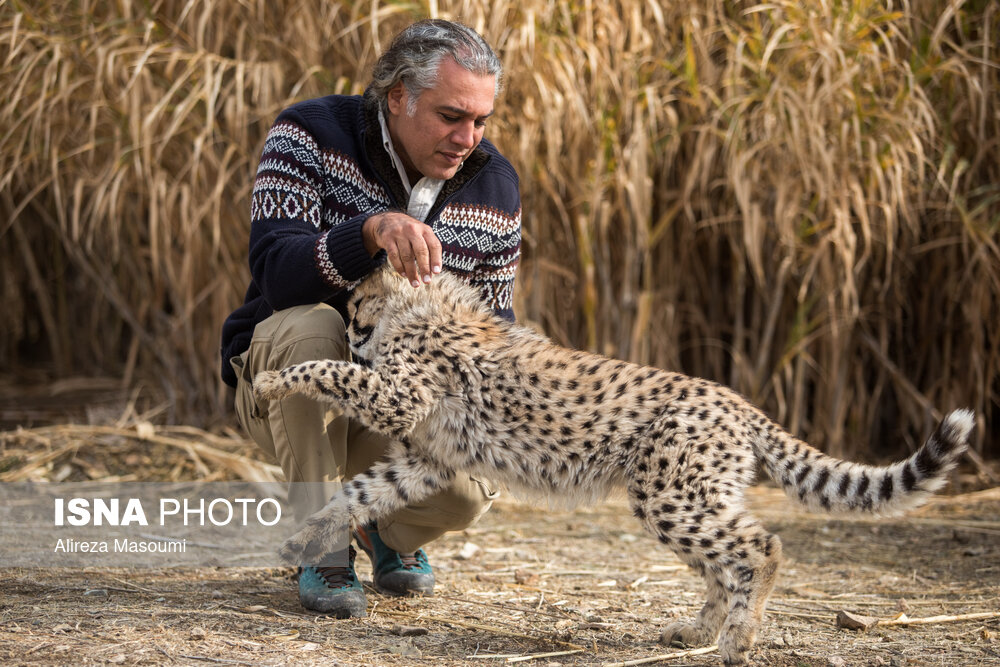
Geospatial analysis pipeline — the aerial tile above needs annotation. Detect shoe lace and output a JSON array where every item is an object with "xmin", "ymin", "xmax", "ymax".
[
  {"xmin": 316, "ymin": 566, "xmax": 353, "ymax": 587},
  {"xmin": 314, "ymin": 547, "xmax": 356, "ymax": 587},
  {"xmin": 398, "ymin": 550, "xmax": 426, "ymax": 571}
]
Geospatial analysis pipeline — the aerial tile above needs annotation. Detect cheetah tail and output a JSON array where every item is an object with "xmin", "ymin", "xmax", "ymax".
[{"xmin": 754, "ymin": 409, "xmax": 973, "ymax": 516}]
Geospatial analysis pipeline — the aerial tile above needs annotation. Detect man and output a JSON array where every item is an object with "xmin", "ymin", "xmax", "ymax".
[{"xmin": 219, "ymin": 19, "xmax": 521, "ymax": 617}]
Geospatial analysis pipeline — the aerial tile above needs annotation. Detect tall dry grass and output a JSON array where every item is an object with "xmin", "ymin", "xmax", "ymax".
[{"xmin": 1, "ymin": 0, "xmax": 997, "ymax": 459}]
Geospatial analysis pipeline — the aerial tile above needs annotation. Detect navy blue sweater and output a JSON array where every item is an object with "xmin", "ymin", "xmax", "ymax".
[{"xmin": 220, "ymin": 95, "xmax": 521, "ymax": 387}]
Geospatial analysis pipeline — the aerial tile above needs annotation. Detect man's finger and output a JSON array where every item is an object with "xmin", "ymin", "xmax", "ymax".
[
  {"xmin": 385, "ymin": 244, "xmax": 406, "ymax": 278},
  {"xmin": 395, "ymin": 241, "xmax": 421, "ymax": 287},
  {"xmin": 424, "ymin": 228, "xmax": 443, "ymax": 276},
  {"xmin": 412, "ymin": 236, "xmax": 432, "ymax": 284}
]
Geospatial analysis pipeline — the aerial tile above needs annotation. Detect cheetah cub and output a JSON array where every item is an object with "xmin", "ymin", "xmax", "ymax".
[{"xmin": 254, "ymin": 266, "xmax": 972, "ymax": 665}]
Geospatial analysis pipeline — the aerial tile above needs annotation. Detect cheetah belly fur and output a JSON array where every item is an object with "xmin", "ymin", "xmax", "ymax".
[{"xmin": 254, "ymin": 267, "xmax": 972, "ymax": 665}]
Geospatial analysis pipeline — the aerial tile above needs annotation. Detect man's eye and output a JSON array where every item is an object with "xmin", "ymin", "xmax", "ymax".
[{"xmin": 441, "ymin": 114, "xmax": 460, "ymax": 123}]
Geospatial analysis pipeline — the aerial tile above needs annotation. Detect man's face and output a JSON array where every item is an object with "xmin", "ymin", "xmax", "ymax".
[{"xmin": 386, "ymin": 56, "xmax": 496, "ymax": 182}]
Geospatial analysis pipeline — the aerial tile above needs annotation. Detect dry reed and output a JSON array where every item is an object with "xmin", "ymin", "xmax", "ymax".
[{"xmin": 0, "ymin": 0, "xmax": 997, "ymax": 459}]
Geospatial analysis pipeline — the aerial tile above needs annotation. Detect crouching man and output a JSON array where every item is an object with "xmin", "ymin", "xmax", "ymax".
[{"xmin": 220, "ymin": 19, "xmax": 521, "ymax": 616}]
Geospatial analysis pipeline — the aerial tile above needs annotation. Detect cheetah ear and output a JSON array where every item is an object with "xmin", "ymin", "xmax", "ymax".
[
  {"xmin": 358, "ymin": 264, "xmax": 396, "ymax": 298},
  {"xmin": 366, "ymin": 262, "xmax": 396, "ymax": 290}
]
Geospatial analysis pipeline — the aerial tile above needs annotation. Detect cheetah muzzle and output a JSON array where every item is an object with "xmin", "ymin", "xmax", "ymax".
[{"xmin": 253, "ymin": 266, "xmax": 973, "ymax": 665}]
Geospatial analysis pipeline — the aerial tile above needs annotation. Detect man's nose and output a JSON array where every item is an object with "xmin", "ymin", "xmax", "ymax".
[{"xmin": 452, "ymin": 121, "xmax": 476, "ymax": 148}]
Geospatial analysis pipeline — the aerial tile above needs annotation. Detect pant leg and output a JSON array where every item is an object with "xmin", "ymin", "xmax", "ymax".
[{"xmin": 231, "ymin": 303, "xmax": 349, "ymax": 524}]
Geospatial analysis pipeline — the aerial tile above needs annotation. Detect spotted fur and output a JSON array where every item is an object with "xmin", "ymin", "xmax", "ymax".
[{"xmin": 254, "ymin": 266, "xmax": 972, "ymax": 665}]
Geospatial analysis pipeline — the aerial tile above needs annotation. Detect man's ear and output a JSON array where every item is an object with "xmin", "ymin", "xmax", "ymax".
[{"xmin": 386, "ymin": 82, "xmax": 406, "ymax": 116}]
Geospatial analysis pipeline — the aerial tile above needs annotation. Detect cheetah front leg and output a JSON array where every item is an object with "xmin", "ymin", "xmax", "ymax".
[
  {"xmin": 254, "ymin": 359, "xmax": 437, "ymax": 438},
  {"xmin": 278, "ymin": 444, "xmax": 456, "ymax": 565}
]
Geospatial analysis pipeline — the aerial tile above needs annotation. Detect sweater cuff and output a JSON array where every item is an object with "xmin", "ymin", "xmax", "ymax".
[{"xmin": 323, "ymin": 216, "xmax": 379, "ymax": 283}]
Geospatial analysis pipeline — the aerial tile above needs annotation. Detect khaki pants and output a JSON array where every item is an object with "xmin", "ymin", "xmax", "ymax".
[{"xmin": 230, "ymin": 303, "xmax": 496, "ymax": 553}]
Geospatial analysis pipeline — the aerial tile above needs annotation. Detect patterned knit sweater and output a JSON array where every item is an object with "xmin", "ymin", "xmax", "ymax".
[{"xmin": 220, "ymin": 94, "xmax": 522, "ymax": 387}]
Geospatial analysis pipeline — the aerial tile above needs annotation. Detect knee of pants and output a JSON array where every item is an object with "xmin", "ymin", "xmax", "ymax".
[
  {"xmin": 379, "ymin": 478, "xmax": 497, "ymax": 553},
  {"xmin": 391, "ymin": 475, "xmax": 499, "ymax": 533},
  {"xmin": 260, "ymin": 303, "xmax": 349, "ymax": 366},
  {"xmin": 236, "ymin": 303, "xmax": 349, "ymax": 464},
  {"xmin": 437, "ymin": 476, "xmax": 499, "ymax": 528}
]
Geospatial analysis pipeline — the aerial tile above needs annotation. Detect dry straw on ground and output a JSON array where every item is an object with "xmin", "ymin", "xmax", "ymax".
[
  {"xmin": 1, "ymin": 1, "xmax": 997, "ymax": 458},
  {"xmin": 1, "ymin": 422, "xmax": 998, "ymax": 665}
]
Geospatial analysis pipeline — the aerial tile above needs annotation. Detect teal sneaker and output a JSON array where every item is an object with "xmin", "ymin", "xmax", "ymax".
[
  {"xmin": 354, "ymin": 523, "xmax": 435, "ymax": 596},
  {"xmin": 298, "ymin": 546, "xmax": 367, "ymax": 617}
]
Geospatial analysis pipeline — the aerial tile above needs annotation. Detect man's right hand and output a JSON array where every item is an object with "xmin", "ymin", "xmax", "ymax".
[{"xmin": 363, "ymin": 212, "xmax": 443, "ymax": 287}]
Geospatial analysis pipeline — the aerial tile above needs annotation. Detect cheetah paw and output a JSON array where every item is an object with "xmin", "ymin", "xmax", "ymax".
[
  {"xmin": 278, "ymin": 515, "xmax": 349, "ymax": 565},
  {"xmin": 660, "ymin": 621, "xmax": 716, "ymax": 649},
  {"xmin": 277, "ymin": 495, "xmax": 352, "ymax": 565}
]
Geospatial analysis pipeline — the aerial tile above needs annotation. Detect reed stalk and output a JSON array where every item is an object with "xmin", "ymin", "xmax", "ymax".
[{"xmin": 1, "ymin": 0, "xmax": 996, "ymax": 458}]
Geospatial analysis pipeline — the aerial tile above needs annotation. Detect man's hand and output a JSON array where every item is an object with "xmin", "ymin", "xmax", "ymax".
[{"xmin": 363, "ymin": 212, "xmax": 443, "ymax": 287}]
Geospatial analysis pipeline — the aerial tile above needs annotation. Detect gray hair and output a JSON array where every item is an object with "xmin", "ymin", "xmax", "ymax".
[{"xmin": 366, "ymin": 19, "xmax": 503, "ymax": 115}]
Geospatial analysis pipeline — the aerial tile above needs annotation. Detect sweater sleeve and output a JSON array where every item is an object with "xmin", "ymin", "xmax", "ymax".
[
  {"xmin": 247, "ymin": 117, "xmax": 379, "ymax": 311},
  {"xmin": 482, "ymin": 203, "xmax": 521, "ymax": 321},
  {"xmin": 461, "ymin": 148, "xmax": 522, "ymax": 321}
]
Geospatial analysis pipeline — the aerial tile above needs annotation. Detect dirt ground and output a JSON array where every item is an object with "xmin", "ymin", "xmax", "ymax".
[{"xmin": 1, "ymin": 424, "xmax": 999, "ymax": 666}]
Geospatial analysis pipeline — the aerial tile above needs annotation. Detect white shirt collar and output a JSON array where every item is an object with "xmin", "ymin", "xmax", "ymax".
[{"xmin": 378, "ymin": 107, "xmax": 415, "ymax": 194}]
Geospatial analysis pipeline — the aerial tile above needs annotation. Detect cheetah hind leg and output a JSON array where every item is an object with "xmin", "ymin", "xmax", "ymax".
[
  {"xmin": 629, "ymin": 492, "xmax": 731, "ymax": 651},
  {"xmin": 715, "ymin": 523, "xmax": 782, "ymax": 665},
  {"xmin": 693, "ymin": 523, "xmax": 781, "ymax": 665},
  {"xmin": 660, "ymin": 561, "xmax": 730, "ymax": 649},
  {"xmin": 647, "ymin": 507, "xmax": 783, "ymax": 665}
]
